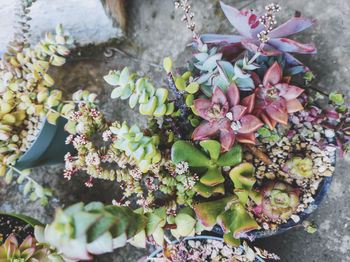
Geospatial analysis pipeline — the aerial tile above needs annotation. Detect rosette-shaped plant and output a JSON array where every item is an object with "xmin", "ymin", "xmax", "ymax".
[
  {"xmin": 200, "ymin": 2, "xmax": 316, "ymax": 65},
  {"xmin": 0, "ymin": 235, "xmax": 48, "ymax": 262},
  {"xmin": 254, "ymin": 61, "xmax": 304, "ymax": 128},
  {"xmin": 254, "ymin": 181, "xmax": 300, "ymax": 221},
  {"xmin": 193, "ymin": 84, "xmax": 263, "ymax": 151},
  {"xmin": 171, "ymin": 139, "xmax": 242, "ymax": 195},
  {"xmin": 34, "ymin": 202, "xmax": 148, "ymax": 261},
  {"xmin": 285, "ymin": 157, "xmax": 313, "ymax": 179}
]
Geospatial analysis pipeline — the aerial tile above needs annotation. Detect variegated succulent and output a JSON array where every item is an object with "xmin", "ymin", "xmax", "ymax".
[
  {"xmin": 34, "ymin": 201, "xmax": 206, "ymax": 260},
  {"xmin": 0, "ymin": 235, "xmax": 49, "ymax": 262}
]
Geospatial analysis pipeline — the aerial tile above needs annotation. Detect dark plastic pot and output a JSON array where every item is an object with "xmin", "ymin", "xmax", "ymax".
[
  {"xmin": 146, "ymin": 235, "xmax": 265, "ymax": 261},
  {"xmin": 212, "ymin": 138, "xmax": 337, "ymax": 239},
  {"xmin": 15, "ymin": 116, "xmax": 75, "ymax": 170}
]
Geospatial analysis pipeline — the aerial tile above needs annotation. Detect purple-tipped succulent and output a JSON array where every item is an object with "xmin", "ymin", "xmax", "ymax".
[
  {"xmin": 192, "ymin": 83, "xmax": 263, "ymax": 152},
  {"xmin": 254, "ymin": 61, "xmax": 304, "ymax": 128},
  {"xmin": 254, "ymin": 181, "xmax": 300, "ymax": 221},
  {"xmin": 200, "ymin": 1, "xmax": 316, "ymax": 69}
]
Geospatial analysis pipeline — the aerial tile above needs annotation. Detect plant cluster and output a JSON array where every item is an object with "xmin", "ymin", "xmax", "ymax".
[
  {"xmin": 2, "ymin": 0, "xmax": 348, "ymax": 261},
  {"xmin": 56, "ymin": 1, "xmax": 348, "ymax": 252}
]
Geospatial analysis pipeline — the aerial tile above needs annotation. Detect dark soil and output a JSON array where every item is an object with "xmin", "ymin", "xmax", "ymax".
[{"xmin": 0, "ymin": 214, "xmax": 34, "ymax": 245}]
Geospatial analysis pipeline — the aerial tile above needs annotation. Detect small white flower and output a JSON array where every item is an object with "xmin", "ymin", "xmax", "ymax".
[
  {"xmin": 175, "ymin": 161, "xmax": 189, "ymax": 175},
  {"xmin": 102, "ymin": 130, "xmax": 113, "ymax": 141},
  {"xmin": 86, "ymin": 152, "xmax": 101, "ymax": 166}
]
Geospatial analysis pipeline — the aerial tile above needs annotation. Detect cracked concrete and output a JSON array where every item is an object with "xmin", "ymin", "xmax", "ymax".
[{"xmin": 0, "ymin": 0, "xmax": 349, "ymax": 261}]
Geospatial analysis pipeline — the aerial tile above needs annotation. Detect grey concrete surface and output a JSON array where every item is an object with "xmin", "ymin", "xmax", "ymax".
[
  {"xmin": 0, "ymin": 0, "xmax": 123, "ymax": 53},
  {"xmin": 0, "ymin": 0, "xmax": 350, "ymax": 261}
]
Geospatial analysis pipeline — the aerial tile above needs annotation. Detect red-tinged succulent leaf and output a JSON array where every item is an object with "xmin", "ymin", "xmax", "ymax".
[
  {"xmin": 238, "ymin": 114, "xmax": 263, "ymax": 134},
  {"xmin": 200, "ymin": 166, "xmax": 225, "ymax": 186},
  {"xmin": 276, "ymin": 83, "xmax": 304, "ymax": 100},
  {"xmin": 284, "ymin": 52, "xmax": 312, "ymax": 72},
  {"xmin": 193, "ymin": 98, "xmax": 212, "ymax": 121},
  {"xmin": 286, "ymin": 98, "xmax": 304, "ymax": 113},
  {"xmin": 236, "ymin": 132, "xmax": 256, "ymax": 144},
  {"xmin": 217, "ymin": 209, "xmax": 233, "ymax": 233},
  {"xmin": 230, "ymin": 105, "xmax": 247, "ymax": 121},
  {"xmin": 229, "ymin": 162, "xmax": 255, "ymax": 189},
  {"xmin": 212, "ymin": 86, "xmax": 228, "ymax": 105},
  {"xmin": 241, "ymin": 93, "xmax": 256, "ymax": 114},
  {"xmin": 268, "ymin": 38, "xmax": 316, "ymax": 54},
  {"xmin": 219, "ymin": 1, "xmax": 264, "ymax": 39},
  {"xmin": 269, "ymin": 17, "xmax": 317, "ymax": 38},
  {"xmin": 220, "ymin": 42, "xmax": 245, "ymax": 61},
  {"xmin": 223, "ymin": 232, "xmax": 241, "ymax": 247},
  {"xmin": 324, "ymin": 109, "xmax": 340, "ymax": 119},
  {"xmin": 219, "ymin": 128, "xmax": 235, "ymax": 152},
  {"xmin": 19, "ymin": 235, "xmax": 34, "ymax": 251},
  {"xmin": 265, "ymin": 100, "xmax": 288, "ymax": 125},
  {"xmin": 231, "ymin": 204, "xmax": 260, "ymax": 239},
  {"xmin": 263, "ymin": 61, "xmax": 282, "ymax": 87},
  {"xmin": 260, "ymin": 112, "xmax": 275, "ymax": 130},
  {"xmin": 218, "ymin": 118, "xmax": 231, "ymax": 131},
  {"xmin": 194, "ymin": 195, "xmax": 236, "ymax": 227},
  {"xmin": 193, "ymin": 182, "xmax": 225, "ymax": 198},
  {"xmin": 226, "ymin": 82, "xmax": 240, "ymax": 107},
  {"xmin": 192, "ymin": 121, "xmax": 220, "ymax": 140},
  {"xmin": 171, "ymin": 140, "xmax": 210, "ymax": 167},
  {"xmin": 21, "ymin": 247, "xmax": 36, "ymax": 260}
]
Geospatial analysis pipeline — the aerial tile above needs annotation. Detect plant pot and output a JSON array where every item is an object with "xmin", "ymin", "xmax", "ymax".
[
  {"xmin": 15, "ymin": 116, "xmax": 75, "ymax": 170},
  {"xmin": 0, "ymin": 213, "xmax": 43, "ymax": 244},
  {"xmin": 211, "ymin": 137, "xmax": 337, "ymax": 239},
  {"xmin": 146, "ymin": 236, "xmax": 266, "ymax": 262}
]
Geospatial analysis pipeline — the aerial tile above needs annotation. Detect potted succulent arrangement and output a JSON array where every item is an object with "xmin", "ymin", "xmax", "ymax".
[
  {"xmin": 58, "ymin": 0, "xmax": 349, "ymax": 252},
  {"xmin": 2, "ymin": 0, "xmax": 349, "ymax": 261}
]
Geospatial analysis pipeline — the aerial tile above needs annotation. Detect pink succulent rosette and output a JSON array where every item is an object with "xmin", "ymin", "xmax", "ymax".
[
  {"xmin": 192, "ymin": 83, "xmax": 263, "ymax": 152},
  {"xmin": 254, "ymin": 61, "xmax": 305, "ymax": 129}
]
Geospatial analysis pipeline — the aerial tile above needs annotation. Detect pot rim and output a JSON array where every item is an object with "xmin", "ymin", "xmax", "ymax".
[{"xmin": 146, "ymin": 235, "xmax": 265, "ymax": 261}]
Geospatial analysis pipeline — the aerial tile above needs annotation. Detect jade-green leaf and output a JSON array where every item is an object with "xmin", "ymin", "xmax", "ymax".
[
  {"xmin": 200, "ymin": 140, "xmax": 221, "ymax": 161},
  {"xmin": 217, "ymin": 144, "xmax": 242, "ymax": 167},
  {"xmin": 171, "ymin": 141, "xmax": 209, "ymax": 167}
]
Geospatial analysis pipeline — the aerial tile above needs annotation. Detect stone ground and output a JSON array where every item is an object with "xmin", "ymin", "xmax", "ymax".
[{"xmin": 1, "ymin": 0, "xmax": 350, "ymax": 261}]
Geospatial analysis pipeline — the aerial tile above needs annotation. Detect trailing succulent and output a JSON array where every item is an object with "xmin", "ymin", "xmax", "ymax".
[{"xmin": 33, "ymin": 201, "xmax": 206, "ymax": 261}]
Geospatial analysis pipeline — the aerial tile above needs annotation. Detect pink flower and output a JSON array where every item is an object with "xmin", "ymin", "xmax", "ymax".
[
  {"xmin": 254, "ymin": 61, "xmax": 304, "ymax": 128},
  {"xmin": 192, "ymin": 83, "xmax": 263, "ymax": 151}
]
